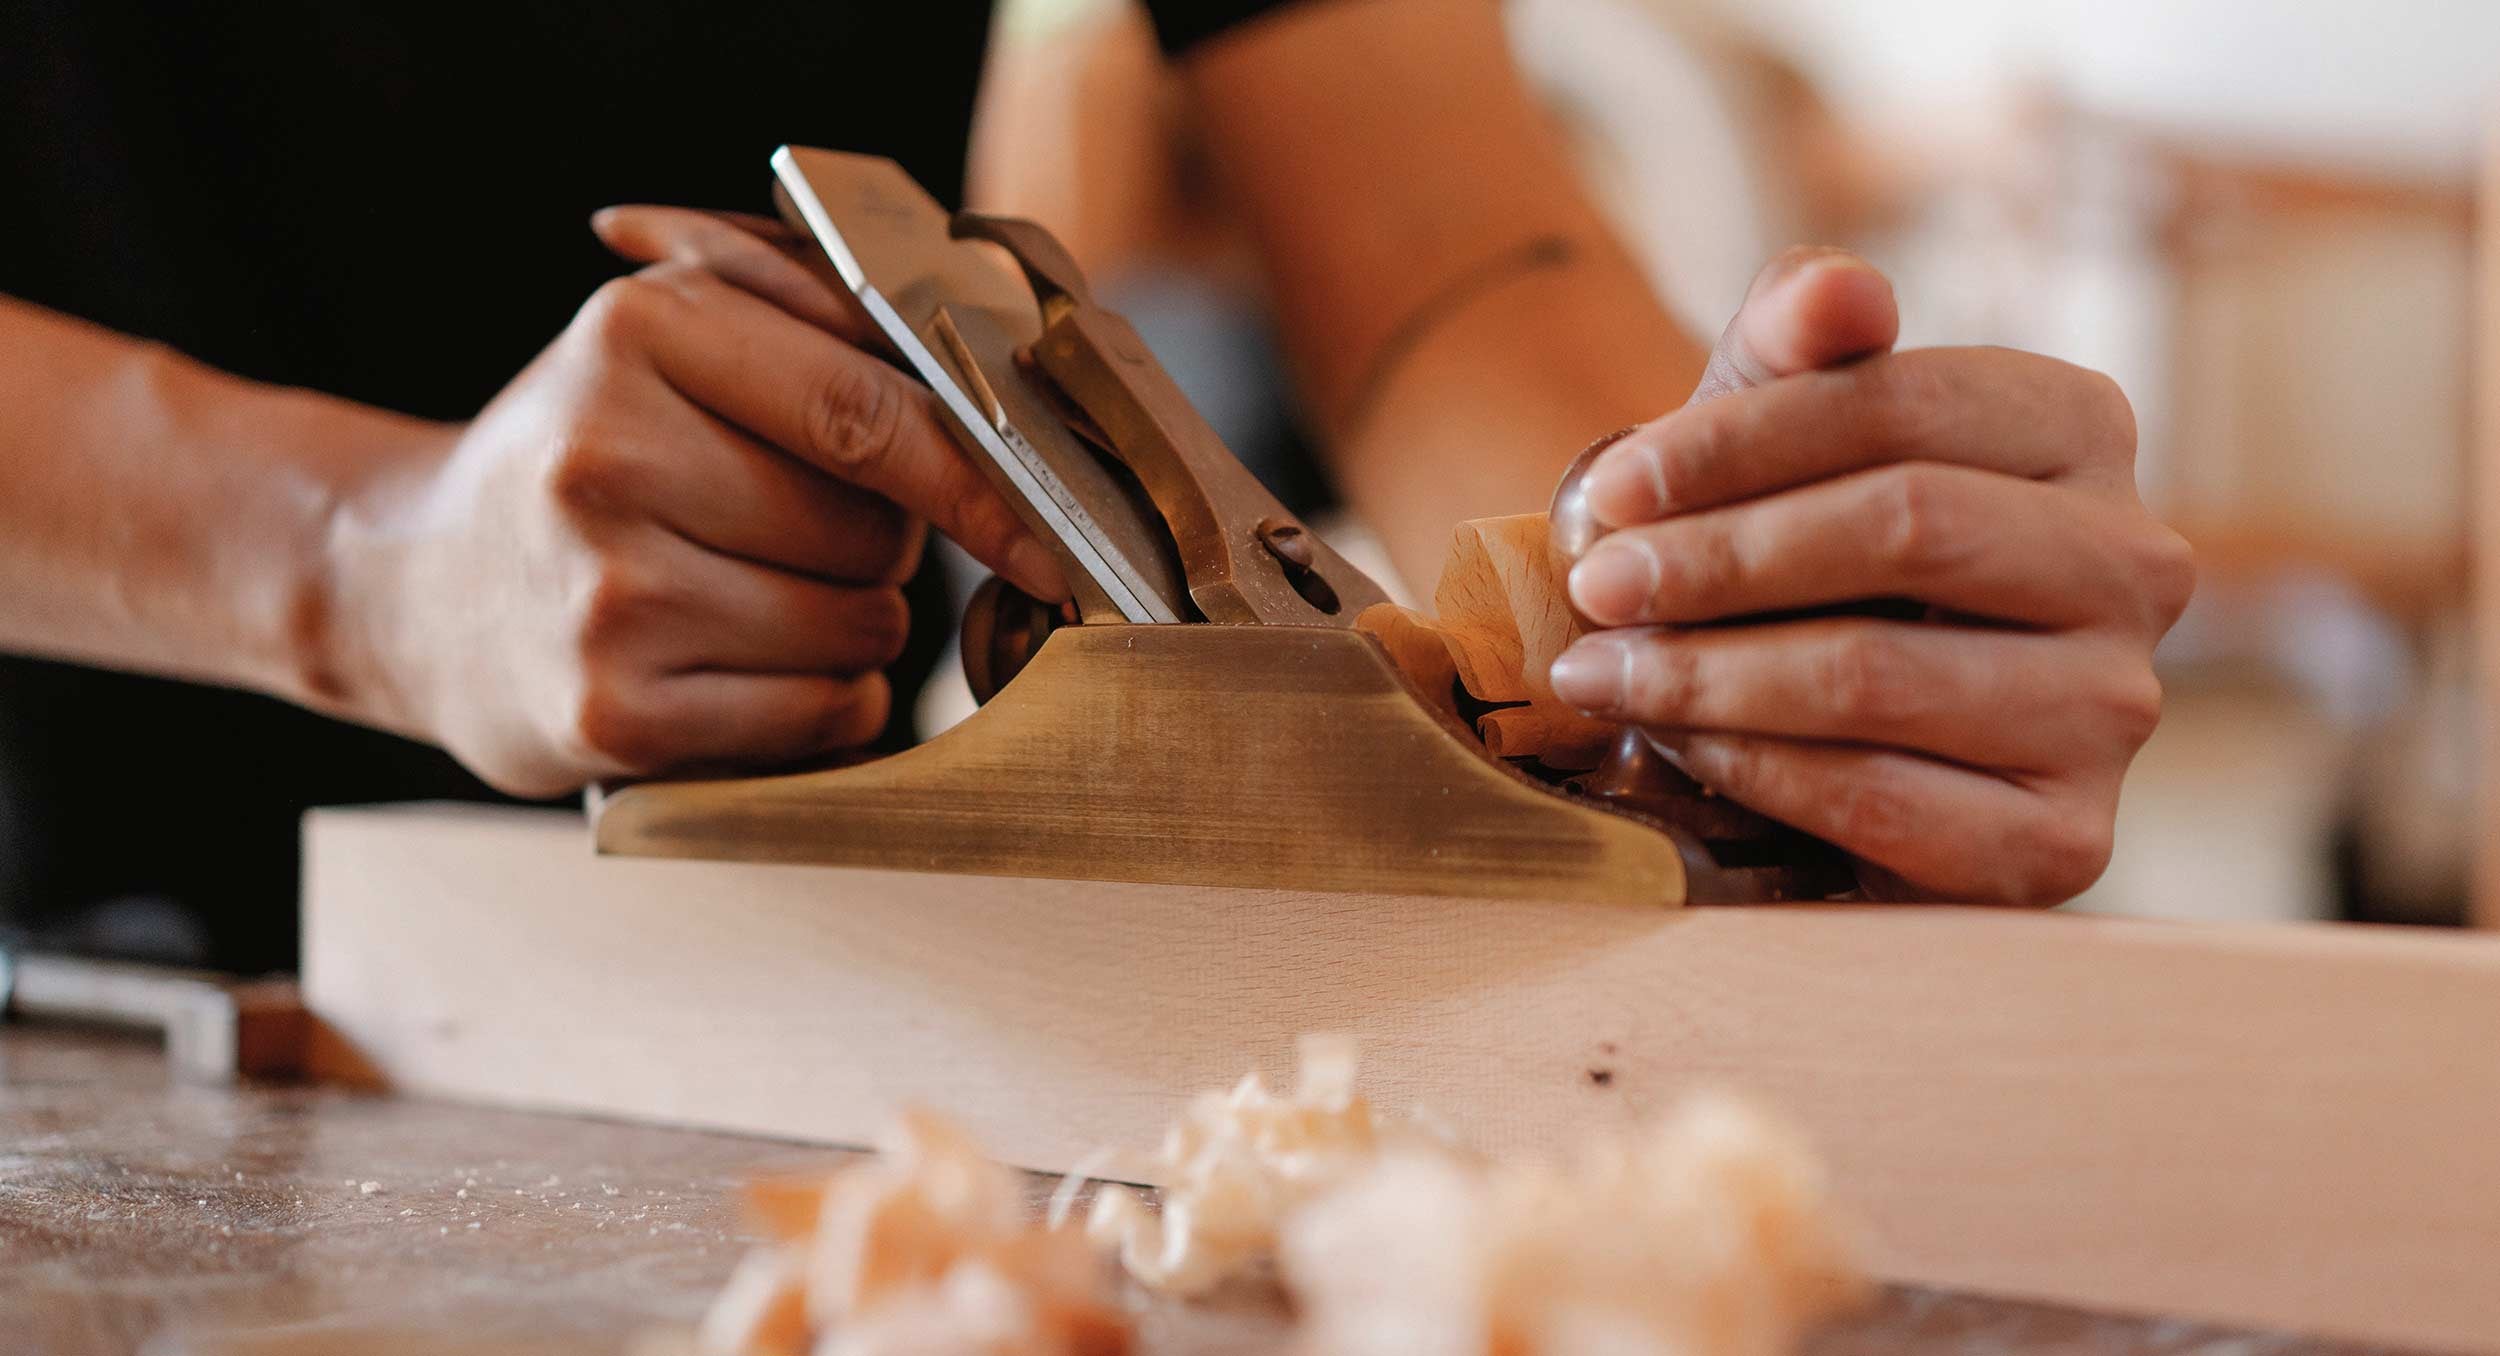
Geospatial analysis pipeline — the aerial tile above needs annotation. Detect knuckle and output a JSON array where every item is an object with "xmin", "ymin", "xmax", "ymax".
[
  {"xmin": 1870, "ymin": 466, "xmax": 1973, "ymax": 580},
  {"xmin": 570, "ymin": 676, "xmax": 670, "ymax": 774},
  {"xmin": 1684, "ymin": 734, "xmax": 1763, "ymax": 797},
  {"xmin": 1619, "ymin": 636, "xmax": 1697, "ymax": 721},
  {"xmin": 1816, "ymin": 630, "xmax": 1919, "ymax": 726},
  {"xmin": 544, "ymin": 437, "xmax": 640, "ymax": 521},
  {"xmin": 872, "ymin": 516, "xmax": 929, "ymax": 584},
  {"xmin": 576, "ymin": 275, "xmax": 666, "ymax": 347},
  {"xmin": 817, "ymin": 675, "xmax": 892, "ymax": 749},
  {"xmin": 854, "ymin": 587, "xmax": 912, "ymax": 669},
  {"xmin": 2075, "ymin": 365, "xmax": 2139, "ymax": 463},
  {"xmin": 803, "ymin": 360, "xmax": 907, "ymax": 477},
  {"xmin": 1824, "ymin": 775, "xmax": 1918, "ymax": 857},
  {"xmin": 2134, "ymin": 521, "xmax": 2198, "ymax": 627},
  {"xmin": 2008, "ymin": 806, "xmax": 2114, "ymax": 906},
  {"xmin": 1662, "ymin": 521, "xmax": 1745, "ymax": 607},
  {"xmin": 638, "ymin": 258, "xmax": 707, "ymax": 290},
  {"xmin": 576, "ymin": 557, "xmax": 674, "ymax": 660},
  {"xmin": 1857, "ymin": 354, "xmax": 1950, "ymax": 449},
  {"xmin": 1661, "ymin": 409, "xmax": 1728, "ymax": 506},
  {"xmin": 2097, "ymin": 664, "xmax": 2166, "ymax": 749}
]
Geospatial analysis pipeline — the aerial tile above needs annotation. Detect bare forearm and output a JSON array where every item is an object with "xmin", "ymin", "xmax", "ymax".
[
  {"xmin": 1331, "ymin": 241, "xmax": 1703, "ymax": 589},
  {"xmin": 1183, "ymin": 0, "xmax": 1706, "ymax": 589},
  {"xmin": 0, "ymin": 296, "xmax": 443, "ymax": 715}
]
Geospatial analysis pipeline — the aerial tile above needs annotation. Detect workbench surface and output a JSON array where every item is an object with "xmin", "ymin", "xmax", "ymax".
[{"xmin": 0, "ymin": 1027, "xmax": 2430, "ymax": 1356}]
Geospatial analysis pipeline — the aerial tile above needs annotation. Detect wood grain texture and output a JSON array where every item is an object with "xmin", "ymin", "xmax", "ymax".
[
  {"xmin": 1430, "ymin": 515, "xmax": 1616, "ymax": 769},
  {"xmin": 1353, "ymin": 602, "xmax": 1463, "ymax": 725},
  {"xmin": 305, "ymin": 805, "xmax": 2500, "ymax": 1352}
]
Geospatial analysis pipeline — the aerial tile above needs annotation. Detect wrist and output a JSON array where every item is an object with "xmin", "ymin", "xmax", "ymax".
[
  {"xmin": 258, "ymin": 386, "xmax": 457, "ymax": 740},
  {"xmin": 0, "ymin": 300, "xmax": 461, "ymax": 729}
]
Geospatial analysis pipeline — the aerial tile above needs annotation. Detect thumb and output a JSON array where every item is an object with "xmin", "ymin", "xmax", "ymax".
[
  {"xmin": 1551, "ymin": 248, "xmax": 1896, "ymax": 549},
  {"xmin": 1687, "ymin": 246, "xmax": 1899, "ymax": 406}
]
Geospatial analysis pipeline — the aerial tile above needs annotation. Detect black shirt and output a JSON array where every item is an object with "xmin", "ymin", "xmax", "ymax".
[{"xmin": 0, "ymin": 0, "xmax": 1284, "ymax": 970}]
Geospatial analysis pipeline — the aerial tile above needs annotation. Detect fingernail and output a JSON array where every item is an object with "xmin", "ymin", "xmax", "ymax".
[
  {"xmin": 1768, "ymin": 246, "xmax": 1871, "ymax": 296},
  {"xmin": 1581, "ymin": 439, "xmax": 1671, "ymax": 525},
  {"xmin": 1005, "ymin": 537, "xmax": 1069, "ymax": 602},
  {"xmin": 1550, "ymin": 634, "xmax": 1635, "ymax": 713},
  {"xmin": 1568, "ymin": 539, "xmax": 1660, "ymax": 624}
]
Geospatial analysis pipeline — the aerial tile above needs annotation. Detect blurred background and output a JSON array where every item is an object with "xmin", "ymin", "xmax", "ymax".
[{"xmin": 954, "ymin": 0, "xmax": 2499, "ymax": 929}]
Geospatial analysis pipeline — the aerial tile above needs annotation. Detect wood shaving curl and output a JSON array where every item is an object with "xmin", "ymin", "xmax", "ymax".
[
  {"xmin": 701, "ymin": 1042, "xmax": 1858, "ymax": 1356},
  {"xmin": 699, "ymin": 1109, "xmax": 1128, "ymax": 1356},
  {"xmin": 1083, "ymin": 1034, "xmax": 1455, "ymax": 1297},
  {"xmin": 1279, "ymin": 1091, "xmax": 1867, "ymax": 1356}
]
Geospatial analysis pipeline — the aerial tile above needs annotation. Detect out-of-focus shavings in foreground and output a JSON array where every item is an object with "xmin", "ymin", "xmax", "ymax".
[
  {"xmin": 1279, "ymin": 1090, "xmax": 1867, "ymax": 1356},
  {"xmin": 1078, "ymin": 1032, "xmax": 1461, "ymax": 1297},
  {"xmin": 698, "ymin": 1108, "xmax": 1130, "ymax": 1356},
  {"xmin": 698, "ymin": 1036, "xmax": 1864, "ymax": 1356}
]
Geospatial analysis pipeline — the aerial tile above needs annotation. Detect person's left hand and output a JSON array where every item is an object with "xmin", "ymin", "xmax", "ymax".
[{"xmin": 1548, "ymin": 249, "xmax": 2195, "ymax": 905}]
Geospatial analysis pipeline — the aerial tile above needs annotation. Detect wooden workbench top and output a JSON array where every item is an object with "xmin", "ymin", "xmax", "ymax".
[{"xmin": 0, "ymin": 1026, "xmax": 2436, "ymax": 1356}]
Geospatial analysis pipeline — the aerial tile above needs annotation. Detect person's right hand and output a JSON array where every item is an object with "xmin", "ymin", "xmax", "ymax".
[{"xmin": 326, "ymin": 213, "xmax": 1066, "ymax": 798}]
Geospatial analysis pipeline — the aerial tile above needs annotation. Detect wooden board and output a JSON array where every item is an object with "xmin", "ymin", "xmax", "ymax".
[{"xmin": 302, "ymin": 804, "xmax": 2500, "ymax": 1353}]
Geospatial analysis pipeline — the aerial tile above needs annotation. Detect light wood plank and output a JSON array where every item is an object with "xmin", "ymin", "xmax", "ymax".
[{"xmin": 304, "ymin": 804, "xmax": 2500, "ymax": 1352}]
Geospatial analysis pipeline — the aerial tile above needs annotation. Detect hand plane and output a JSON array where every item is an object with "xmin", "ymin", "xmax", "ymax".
[{"xmin": 591, "ymin": 147, "xmax": 1853, "ymax": 905}]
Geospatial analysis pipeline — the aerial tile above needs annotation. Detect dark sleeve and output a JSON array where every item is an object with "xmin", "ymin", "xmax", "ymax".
[{"xmin": 1136, "ymin": 0, "xmax": 1307, "ymax": 56}]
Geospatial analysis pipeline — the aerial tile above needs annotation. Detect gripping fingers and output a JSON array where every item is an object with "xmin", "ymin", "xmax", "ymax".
[
  {"xmin": 1549, "ymin": 620, "xmax": 2164, "ymax": 775},
  {"xmin": 592, "ymin": 205, "xmax": 873, "ymax": 343},
  {"xmin": 579, "ymin": 670, "xmax": 893, "ymax": 776},
  {"xmin": 1653, "ymin": 732, "xmax": 2120, "ymax": 905},
  {"xmin": 597, "ymin": 263, "xmax": 1067, "ymax": 601},
  {"xmin": 1582, "ymin": 347, "xmax": 2138, "ymax": 524},
  {"xmin": 1567, "ymin": 464, "xmax": 2174, "ymax": 631},
  {"xmin": 561, "ymin": 528, "xmax": 907, "ymax": 776},
  {"xmin": 607, "ymin": 535, "xmax": 915, "ymax": 675},
  {"xmin": 1574, "ymin": 247, "xmax": 1897, "ymax": 530},
  {"xmin": 636, "ymin": 408, "xmax": 923, "ymax": 585}
]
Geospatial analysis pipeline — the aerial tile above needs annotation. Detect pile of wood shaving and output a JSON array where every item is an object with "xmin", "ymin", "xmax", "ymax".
[
  {"xmin": 702, "ymin": 1040, "xmax": 1859, "ymax": 1356},
  {"xmin": 1081, "ymin": 1033, "xmax": 1456, "ymax": 1297},
  {"xmin": 698, "ymin": 1108, "xmax": 1129, "ymax": 1356},
  {"xmin": 1279, "ymin": 1091, "xmax": 1866, "ymax": 1356}
]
